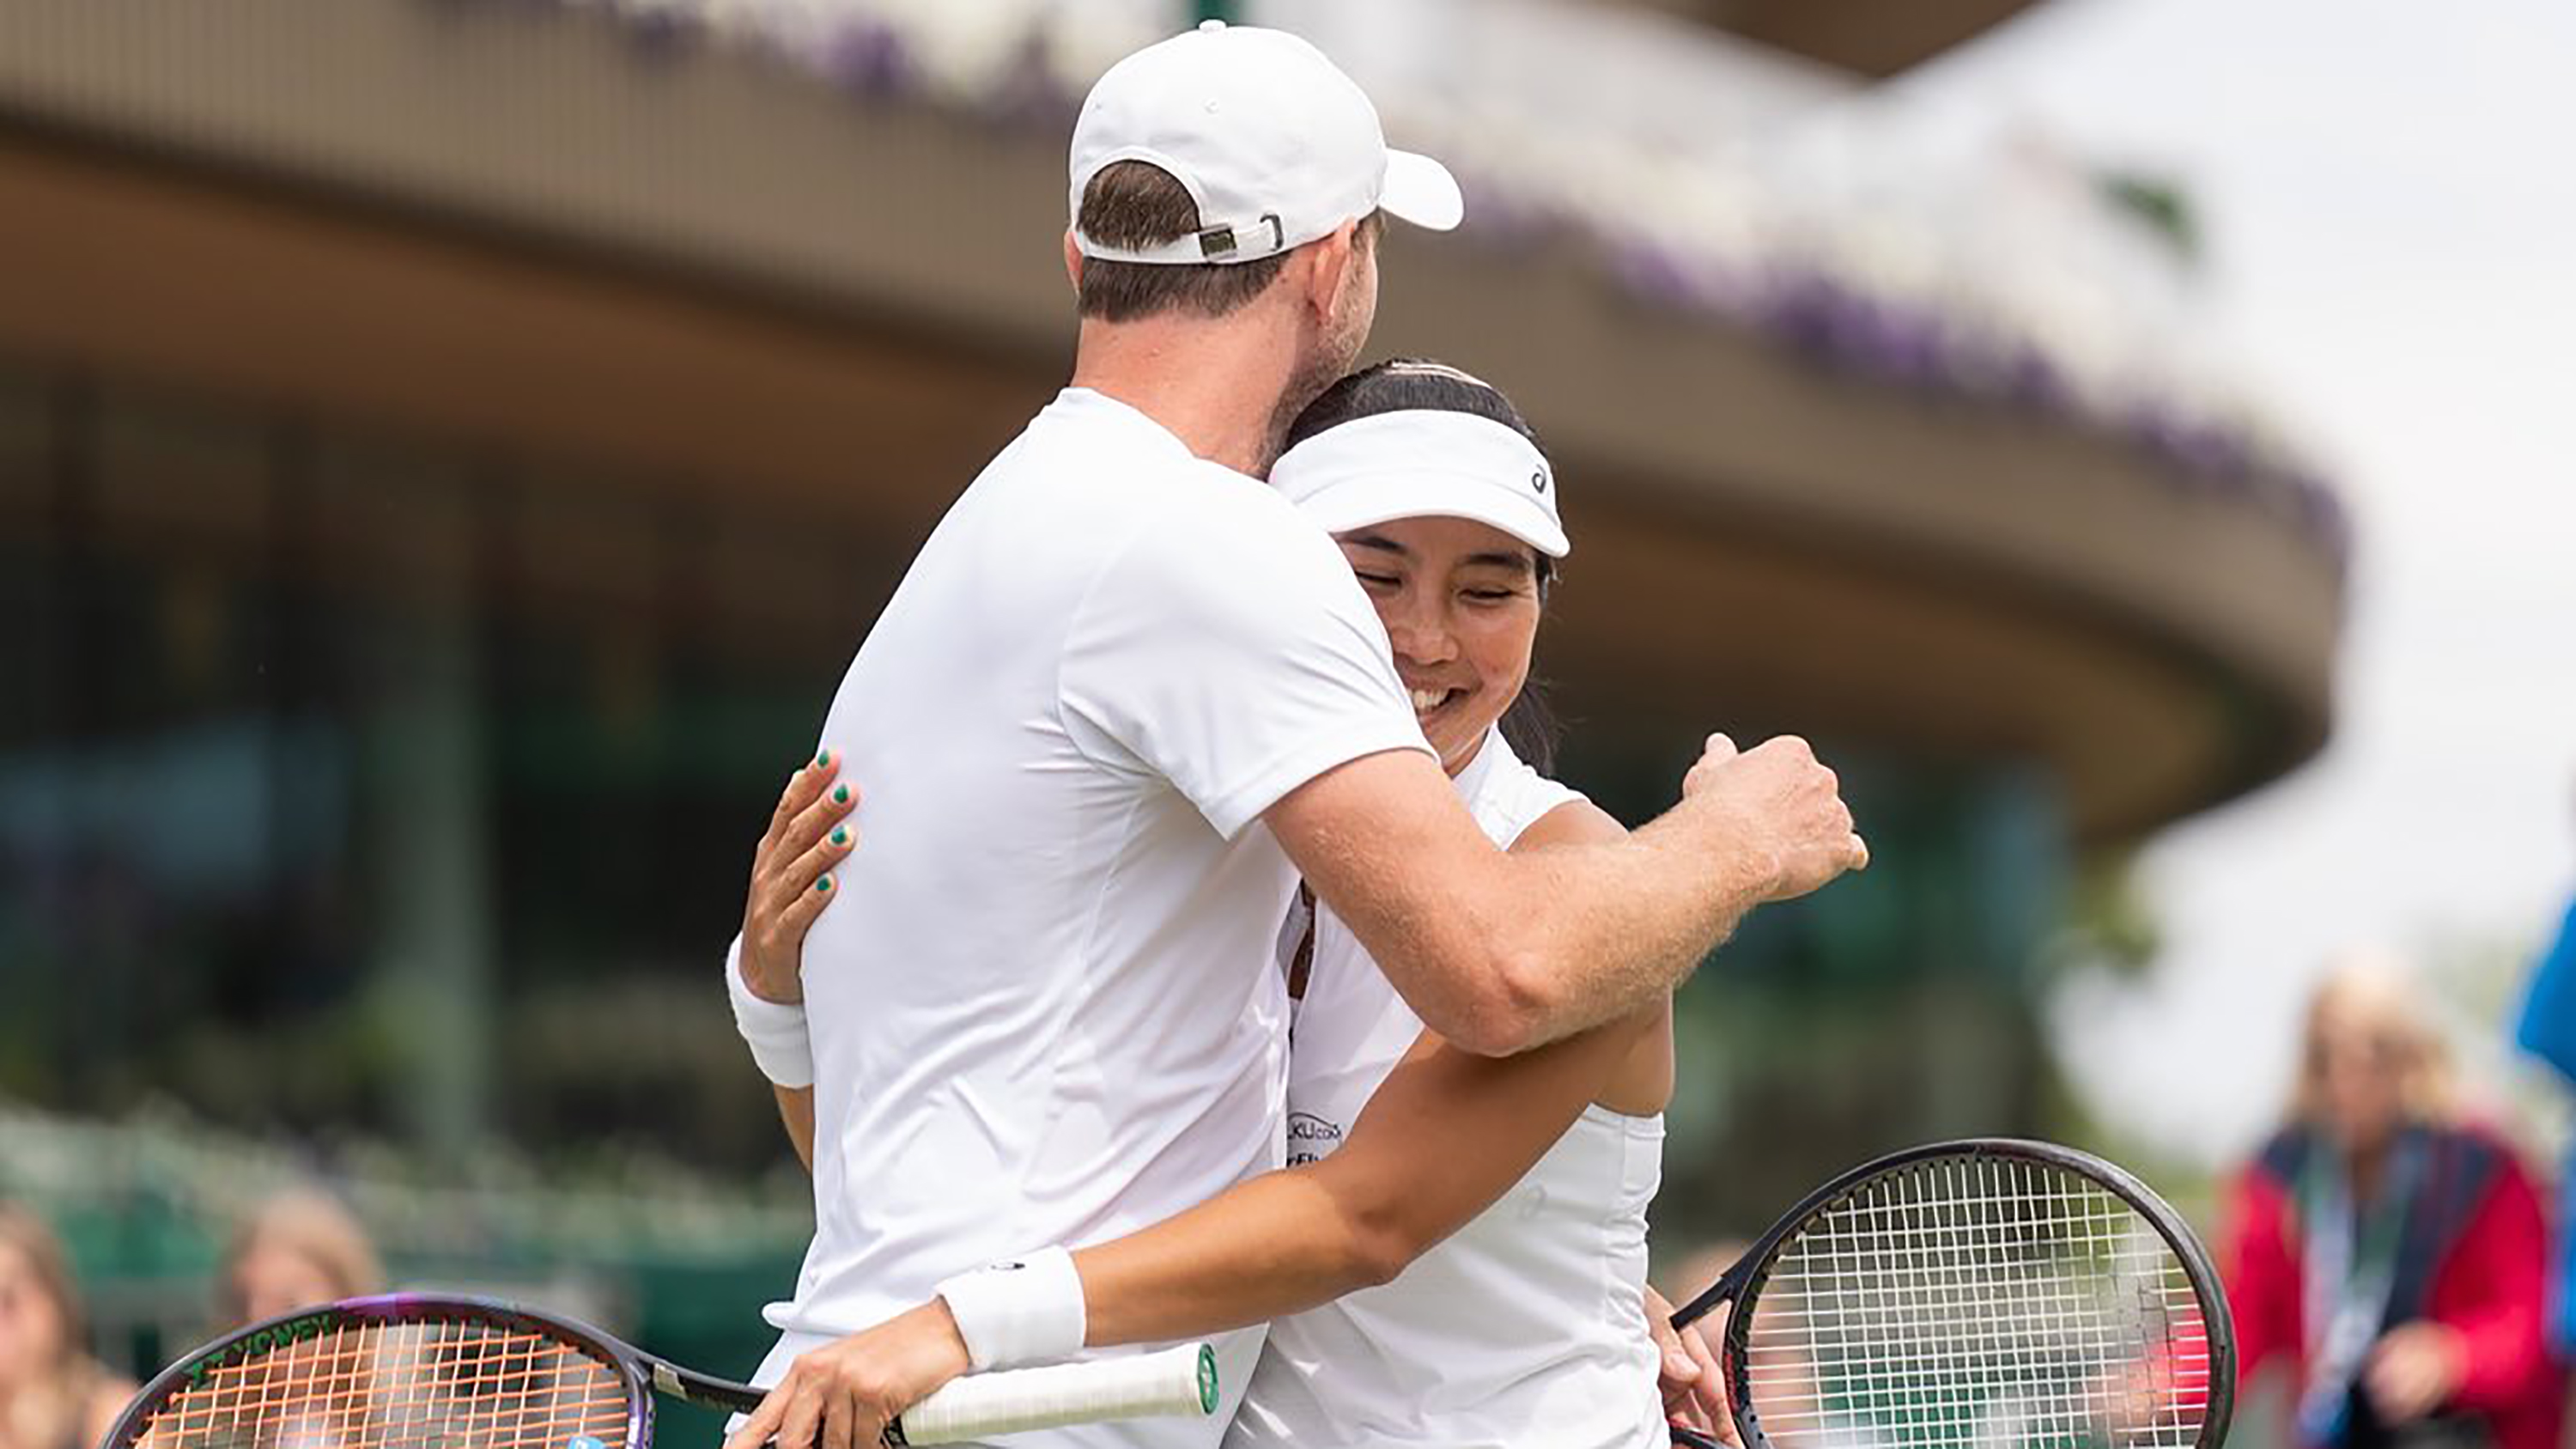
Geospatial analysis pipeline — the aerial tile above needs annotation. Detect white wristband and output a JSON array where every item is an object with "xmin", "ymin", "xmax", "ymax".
[
  {"xmin": 726, "ymin": 935, "xmax": 815, "ymax": 1089},
  {"xmin": 936, "ymin": 1246, "xmax": 1088, "ymax": 1372}
]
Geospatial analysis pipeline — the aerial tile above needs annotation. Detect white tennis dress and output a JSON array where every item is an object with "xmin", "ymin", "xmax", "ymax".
[{"xmin": 1228, "ymin": 728, "xmax": 1669, "ymax": 1449}]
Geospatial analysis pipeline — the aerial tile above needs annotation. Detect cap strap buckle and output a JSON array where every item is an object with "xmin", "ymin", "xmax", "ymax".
[
  {"xmin": 1195, "ymin": 214, "xmax": 1285, "ymax": 261},
  {"xmin": 1079, "ymin": 212, "xmax": 1289, "ymax": 266}
]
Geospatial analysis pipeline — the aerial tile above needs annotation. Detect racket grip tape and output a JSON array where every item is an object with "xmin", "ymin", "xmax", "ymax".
[{"xmin": 885, "ymin": 1342, "xmax": 1218, "ymax": 1446}]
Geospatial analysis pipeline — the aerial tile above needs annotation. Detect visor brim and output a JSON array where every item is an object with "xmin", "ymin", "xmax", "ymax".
[{"xmin": 1292, "ymin": 476, "xmax": 1569, "ymax": 560}]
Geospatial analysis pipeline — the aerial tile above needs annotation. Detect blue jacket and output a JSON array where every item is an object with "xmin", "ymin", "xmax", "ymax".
[{"xmin": 2514, "ymin": 893, "xmax": 2576, "ymax": 1353}]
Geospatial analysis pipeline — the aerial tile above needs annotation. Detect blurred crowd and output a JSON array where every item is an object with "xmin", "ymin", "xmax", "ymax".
[{"xmin": 0, "ymin": 1190, "xmax": 380, "ymax": 1449}]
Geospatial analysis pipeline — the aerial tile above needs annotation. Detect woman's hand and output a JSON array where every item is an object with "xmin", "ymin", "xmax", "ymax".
[
  {"xmin": 739, "ymin": 750, "xmax": 861, "ymax": 1004},
  {"xmin": 2364, "ymin": 1322, "xmax": 2464, "ymax": 1423},
  {"xmin": 720, "ymin": 1301, "xmax": 971, "ymax": 1449},
  {"xmin": 1646, "ymin": 1285, "xmax": 1733, "ymax": 1444}
]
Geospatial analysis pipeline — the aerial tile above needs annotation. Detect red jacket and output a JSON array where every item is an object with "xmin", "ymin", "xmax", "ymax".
[{"xmin": 2221, "ymin": 1123, "xmax": 2564, "ymax": 1449}]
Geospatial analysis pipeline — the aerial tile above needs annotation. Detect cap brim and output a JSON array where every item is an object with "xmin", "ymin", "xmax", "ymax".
[
  {"xmin": 1294, "ymin": 473, "xmax": 1568, "ymax": 559},
  {"xmin": 1382, "ymin": 149, "xmax": 1463, "ymax": 232}
]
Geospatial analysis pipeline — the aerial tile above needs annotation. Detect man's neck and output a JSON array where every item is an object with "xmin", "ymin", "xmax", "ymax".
[{"xmin": 1069, "ymin": 315, "xmax": 1297, "ymax": 477}]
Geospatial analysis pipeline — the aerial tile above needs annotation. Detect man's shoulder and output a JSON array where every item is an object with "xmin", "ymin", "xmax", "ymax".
[
  {"xmin": 1008, "ymin": 418, "xmax": 1300, "ymax": 535},
  {"xmin": 1089, "ymin": 466, "xmax": 1344, "ymax": 596},
  {"xmin": 1151, "ymin": 454, "xmax": 1310, "ymax": 530}
]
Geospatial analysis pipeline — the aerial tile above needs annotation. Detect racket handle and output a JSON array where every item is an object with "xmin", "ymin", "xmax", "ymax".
[{"xmin": 887, "ymin": 1342, "xmax": 1218, "ymax": 1446}]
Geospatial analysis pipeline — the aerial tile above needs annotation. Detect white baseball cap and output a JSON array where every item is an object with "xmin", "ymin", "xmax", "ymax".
[
  {"xmin": 1069, "ymin": 21, "xmax": 1464, "ymax": 266},
  {"xmin": 1270, "ymin": 410, "xmax": 1569, "ymax": 559}
]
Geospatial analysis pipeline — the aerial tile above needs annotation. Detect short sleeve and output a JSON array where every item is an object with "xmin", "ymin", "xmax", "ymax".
[{"xmin": 1060, "ymin": 486, "xmax": 1431, "ymax": 838}]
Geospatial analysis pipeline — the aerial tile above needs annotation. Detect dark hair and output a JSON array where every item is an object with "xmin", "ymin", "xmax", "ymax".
[
  {"xmin": 1284, "ymin": 359, "xmax": 1564, "ymax": 773},
  {"xmin": 1075, "ymin": 162, "xmax": 1381, "ymax": 323},
  {"xmin": 1075, "ymin": 162, "xmax": 1290, "ymax": 321}
]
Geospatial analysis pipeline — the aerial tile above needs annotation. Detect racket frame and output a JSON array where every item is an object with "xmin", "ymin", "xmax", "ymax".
[
  {"xmin": 100, "ymin": 1292, "xmax": 756, "ymax": 1449},
  {"xmin": 1671, "ymin": 1137, "xmax": 2236, "ymax": 1449}
]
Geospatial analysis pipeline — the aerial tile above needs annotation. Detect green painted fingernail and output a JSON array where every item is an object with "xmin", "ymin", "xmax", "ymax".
[
  {"xmin": 829, "ymin": 826, "xmax": 849, "ymax": 847},
  {"xmin": 815, "ymin": 875, "xmax": 832, "ymax": 893},
  {"xmin": 832, "ymin": 784, "xmax": 850, "ymax": 805},
  {"xmin": 815, "ymin": 747, "xmax": 831, "ymax": 767}
]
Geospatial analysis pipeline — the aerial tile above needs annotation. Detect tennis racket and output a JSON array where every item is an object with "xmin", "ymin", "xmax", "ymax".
[
  {"xmin": 1666, "ymin": 1138, "xmax": 2233, "ymax": 1449},
  {"xmin": 100, "ymin": 1293, "xmax": 1218, "ymax": 1449}
]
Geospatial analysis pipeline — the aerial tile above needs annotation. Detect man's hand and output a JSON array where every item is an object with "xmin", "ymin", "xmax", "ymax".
[
  {"xmin": 741, "ymin": 751, "xmax": 862, "ymax": 1005},
  {"xmin": 2364, "ymin": 1322, "xmax": 2464, "ymax": 1424},
  {"xmin": 721, "ymin": 1301, "xmax": 972, "ymax": 1449},
  {"xmin": 1646, "ymin": 1287, "xmax": 1735, "ymax": 1445},
  {"xmin": 1680, "ymin": 734, "xmax": 1867, "ymax": 903}
]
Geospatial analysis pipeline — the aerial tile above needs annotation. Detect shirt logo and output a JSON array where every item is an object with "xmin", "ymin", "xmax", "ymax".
[{"xmin": 1285, "ymin": 1111, "xmax": 1345, "ymax": 1168}]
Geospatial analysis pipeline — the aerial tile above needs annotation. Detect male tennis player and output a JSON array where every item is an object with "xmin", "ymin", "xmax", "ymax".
[{"xmin": 722, "ymin": 22, "xmax": 1863, "ymax": 1449}]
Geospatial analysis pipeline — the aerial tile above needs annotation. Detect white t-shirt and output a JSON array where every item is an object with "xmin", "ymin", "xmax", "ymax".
[
  {"xmin": 751, "ymin": 388, "xmax": 1431, "ymax": 1446},
  {"xmin": 1231, "ymin": 729, "xmax": 1669, "ymax": 1449}
]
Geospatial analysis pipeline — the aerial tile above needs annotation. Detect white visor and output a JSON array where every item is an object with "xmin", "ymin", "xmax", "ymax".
[{"xmin": 1271, "ymin": 411, "xmax": 1567, "ymax": 559}]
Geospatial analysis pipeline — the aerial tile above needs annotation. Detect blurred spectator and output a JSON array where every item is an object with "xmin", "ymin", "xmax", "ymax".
[
  {"xmin": 217, "ymin": 1190, "xmax": 384, "ymax": 1327},
  {"xmin": 0, "ymin": 1203, "xmax": 132, "ymax": 1449},
  {"xmin": 2222, "ymin": 956, "xmax": 2564, "ymax": 1449},
  {"xmin": 2512, "ymin": 840, "xmax": 2576, "ymax": 1356}
]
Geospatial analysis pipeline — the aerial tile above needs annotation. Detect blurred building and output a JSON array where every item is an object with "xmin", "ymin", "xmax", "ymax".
[{"xmin": 0, "ymin": 0, "xmax": 2341, "ymax": 1379}]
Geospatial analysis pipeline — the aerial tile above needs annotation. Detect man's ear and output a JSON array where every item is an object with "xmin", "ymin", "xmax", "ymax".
[
  {"xmin": 1063, "ymin": 229, "xmax": 1085, "ymax": 294},
  {"xmin": 1298, "ymin": 219, "xmax": 1364, "ymax": 320}
]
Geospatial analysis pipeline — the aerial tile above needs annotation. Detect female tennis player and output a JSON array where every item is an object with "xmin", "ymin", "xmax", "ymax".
[{"xmin": 728, "ymin": 359, "xmax": 1725, "ymax": 1449}]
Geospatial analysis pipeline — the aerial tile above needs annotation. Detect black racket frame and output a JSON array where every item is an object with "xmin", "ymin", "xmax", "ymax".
[{"xmin": 1667, "ymin": 1137, "xmax": 2235, "ymax": 1449}]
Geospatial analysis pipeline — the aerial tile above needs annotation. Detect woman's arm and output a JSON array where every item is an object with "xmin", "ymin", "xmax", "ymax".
[
  {"xmin": 732, "ymin": 752, "xmax": 858, "ymax": 1164},
  {"xmin": 725, "ymin": 800, "xmax": 1666, "ymax": 1449},
  {"xmin": 2218, "ymin": 1157, "xmax": 2302, "ymax": 1392},
  {"xmin": 83, "ymin": 1372, "xmax": 137, "ymax": 1447},
  {"xmin": 775, "ymin": 1085, "xmax": 817, "ymax": 1172},
  {"xmin": 731, "ymin": 1002, "xmax": 1662, "ymax": 1449},
  {"xmin": 1082, "ymin": 995, "xmax": 1657, "ymax": 1341},
  {"xmin": 2409, "ymin": 1150, "xmax": 2553, "ymax": 1413},
  {"xmin": 1078, "ymin": 796, "xmax": 1649, "ymax": 1338}
]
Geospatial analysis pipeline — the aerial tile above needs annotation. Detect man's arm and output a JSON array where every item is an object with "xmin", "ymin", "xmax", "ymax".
[{"xmin": 1268, "ymin": 733, "xmax": 1861, "ymax": 1057}]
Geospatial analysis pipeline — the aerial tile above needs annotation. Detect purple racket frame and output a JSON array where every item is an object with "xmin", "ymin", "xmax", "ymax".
[{"xmin": 99, "ymin": 1292, "xmax": 767, "ymax": 1449}]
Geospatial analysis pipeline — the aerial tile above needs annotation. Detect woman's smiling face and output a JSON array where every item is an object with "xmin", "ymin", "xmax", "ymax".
[{"xmin": 1336, "ymin": 514, "xmax": 1545, "ymax": 776}]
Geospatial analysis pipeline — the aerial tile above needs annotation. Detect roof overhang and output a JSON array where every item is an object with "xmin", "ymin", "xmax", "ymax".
[
  {"xmin": 1662, "ymin": 0, "xmax": 2049, "ymax": 76},
  {"xmin": 0, "ymin": 0, "xmax": 2339, "ymax": 842}
]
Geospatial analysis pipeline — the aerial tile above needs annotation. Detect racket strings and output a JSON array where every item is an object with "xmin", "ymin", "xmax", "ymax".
[
  {"xmin": 137, "ymin": 1319, "xmax": 630, "ymax": 1449},
  {"xmin": 1740, "ymin": 1155, "xmax": 2214, "ymax": 1449}
]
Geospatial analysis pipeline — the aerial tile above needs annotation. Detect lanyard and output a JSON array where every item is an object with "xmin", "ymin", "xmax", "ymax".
[{"xmin": 2297, "ymin": 1130, "xmax": 2426, "ymax": 1446}]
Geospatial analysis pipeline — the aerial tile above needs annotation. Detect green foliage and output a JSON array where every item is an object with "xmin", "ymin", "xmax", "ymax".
[
  {"xmin": 2050, "ymin": 848, "xmax": 2163, "ymax": 977},
  {"xmin": 2094, "ymin": 168, "xmax": 2204, "ymax": 266}
]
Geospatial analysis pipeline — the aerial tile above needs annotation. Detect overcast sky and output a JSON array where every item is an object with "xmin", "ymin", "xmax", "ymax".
[{"xmin": 1886, "ymin": 0, "xmax": 2576, "ymax": 1163}]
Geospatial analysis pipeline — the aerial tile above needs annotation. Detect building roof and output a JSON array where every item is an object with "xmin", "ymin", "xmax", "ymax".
[{"xmin": 0, "ymin": 0, "xmax": 2344, "ymax": 838}]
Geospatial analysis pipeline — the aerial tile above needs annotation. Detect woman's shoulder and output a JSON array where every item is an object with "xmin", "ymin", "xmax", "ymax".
[
  {"xmin": 1510, "ymin": 795, "xmax": 1621, "ymax": 849},
  {"xmin": 2425, "ymin": 1117, "xmax": 2543, "ymax": 1191},
  {"xmin": 2244, "ymin": 1123, "xmax": 2318, "ymax": 1190},
  {"xmin": 1469, "ymin": 736, "xmax": 1604, "ymax": 848},
  {"xmin": 81, "ymin": 1368, "xmax": 137, "ymax": 1447}
]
